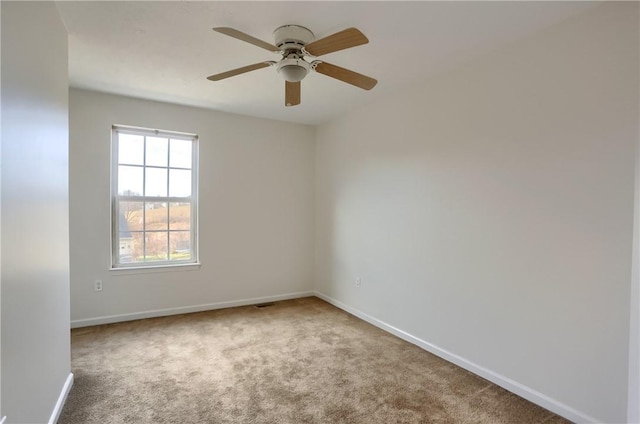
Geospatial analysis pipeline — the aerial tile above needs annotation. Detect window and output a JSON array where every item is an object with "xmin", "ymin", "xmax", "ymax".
[{"xmin": 111, "ymin": 125, "xmax": 198, "ymax": 268}]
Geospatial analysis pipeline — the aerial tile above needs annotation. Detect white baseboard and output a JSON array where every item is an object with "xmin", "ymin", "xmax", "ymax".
[
  {"xmin": 49, "ymin": 372, "xmax": 73, "ymax": 424},
  {"xmin": 71, "ymin": 291, "xmax": 314, "ymax": 328},
  {"xmin": 314, "ymin": 291, "xmax": 599, "ymax": 424}
]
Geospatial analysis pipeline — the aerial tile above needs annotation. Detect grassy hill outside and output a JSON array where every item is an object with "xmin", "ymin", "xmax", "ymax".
[{"xmin": 122, "ymin": 203, "xmax": 191, "ymax": 261}]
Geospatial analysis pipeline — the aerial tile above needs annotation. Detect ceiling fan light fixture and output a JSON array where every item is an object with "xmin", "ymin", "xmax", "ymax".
[
  {"xmin": 276, "ymin": 57, "xmax": 310, "ymax": 82},
  {"xmin": 278, "ymin": 65, "xmax": 308, "ymax": 82}
]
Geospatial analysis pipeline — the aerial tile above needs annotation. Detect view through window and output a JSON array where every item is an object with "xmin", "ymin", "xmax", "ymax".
[{"xmin": 111, "ymin": 125, "xmax": 198, "ymax": 268}]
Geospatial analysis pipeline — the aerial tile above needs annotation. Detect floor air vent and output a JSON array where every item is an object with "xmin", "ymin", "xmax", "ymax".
[{"xmin": 254, "ymin": 302, "xmax": 275, "ymax": 308}]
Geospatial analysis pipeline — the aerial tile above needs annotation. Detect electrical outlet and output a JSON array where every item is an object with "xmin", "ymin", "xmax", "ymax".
[
  {"xmin": 94, "ymin": 280, "xmax": 103, "ymax": 292},
  {"xmin": 355, "ymin": 277, "xmax": 361, "ymax": 288}
]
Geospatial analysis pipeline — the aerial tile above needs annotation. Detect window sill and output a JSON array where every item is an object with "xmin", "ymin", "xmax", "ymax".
[{"xmin": 110, "ymin": 262, "xmax": 201, "ymax": 275}]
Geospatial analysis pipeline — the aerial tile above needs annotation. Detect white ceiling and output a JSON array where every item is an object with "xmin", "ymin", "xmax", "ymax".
[{"xmin": 56, "ymin": 1, "xmax": 597, "ymax": 126}]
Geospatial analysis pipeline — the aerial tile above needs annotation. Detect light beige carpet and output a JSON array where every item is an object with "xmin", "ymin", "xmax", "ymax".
[{"xmin": 59, "ymin": 297, "xmax": 570, "ymax": 424}]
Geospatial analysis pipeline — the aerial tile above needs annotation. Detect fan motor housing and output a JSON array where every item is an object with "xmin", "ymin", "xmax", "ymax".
[{"xmin": 273, "ymin": 25, "xmax": 314, "ymax": 50}]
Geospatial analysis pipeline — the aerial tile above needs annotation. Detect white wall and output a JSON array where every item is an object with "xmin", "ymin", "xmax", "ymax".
[
  {"xmin": 1, "ymin": 2, "xmax": 72, "ymax": 423},
  {"xmin": 1, "ymin": 1, "xmax": 3, "ymax": 417},
  {"xmin": 315, "ymin": 3, "xmax": 638, "ymax": 423},
  {"xmin": 630, "ymin": 133, "xmax": 640, "ymax": 423},
  {"xmin": 69, "ymin": 89, "xmax": 315, "ymax": 325}
]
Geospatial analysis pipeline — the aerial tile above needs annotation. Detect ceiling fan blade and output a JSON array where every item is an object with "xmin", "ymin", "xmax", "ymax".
[
  {"xmin": 314, "ymin": 62, "xmax": 377, "ymax": 90},
  {"xmin": 207, "ymin": 62, "xmax": 271, "ymax": 82},
  {"xmin": 213, "ymin": 27, "xmax": 280, "ymax": 52},
  {"xmin": 285, "ymin": 81, "xmax": 301, "ymax": 107},
  {"xmin": 304, "ymin": 28, "xmax": 369, "ymax": 57}
]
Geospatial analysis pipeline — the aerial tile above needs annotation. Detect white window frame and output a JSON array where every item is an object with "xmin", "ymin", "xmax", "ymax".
[{"xmin": 110, "ymin": 124, "xmax": 199, "ymax": 269}]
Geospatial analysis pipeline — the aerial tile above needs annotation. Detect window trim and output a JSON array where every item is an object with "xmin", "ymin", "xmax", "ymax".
[{"xmin": 110, "ymin": 124, "xmax": 199, "ymax": 270}]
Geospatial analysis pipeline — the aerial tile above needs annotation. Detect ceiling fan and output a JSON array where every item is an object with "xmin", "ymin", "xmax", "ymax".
[{"xmin": 207, "ymin": 25, "xmax": 377, "ymax": 107}]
